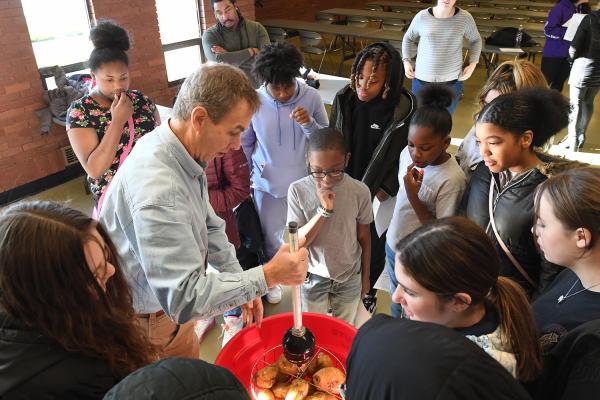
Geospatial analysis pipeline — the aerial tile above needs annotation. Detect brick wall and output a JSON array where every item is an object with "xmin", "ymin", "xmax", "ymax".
[
  {"xmin": 0, "ymin": 0, "xmax": 69, "ymax": 193},
  {"xmin": 256, "ymin": 0, "xmax": 368, "ymax": 22},
  {"xmin": 0, "ymin": 0, "xmax": 261, "ymax": 195},
  {"xmin": 0, "ymin": 0, "xmax": 175, "ymax": 195}
]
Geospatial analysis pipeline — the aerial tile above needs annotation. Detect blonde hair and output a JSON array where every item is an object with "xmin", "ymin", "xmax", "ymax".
[
  {"xmin": 476, "ymin": 60, "xmax": 548, "ymax": 118},
  {"xmin": 173, "ymin": 63, "xmax": 260, "ymax": 122}
]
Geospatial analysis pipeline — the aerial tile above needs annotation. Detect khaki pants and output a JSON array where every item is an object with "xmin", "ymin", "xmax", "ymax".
[{"xmin": 136, "ymin": 311, "xmax": 199, "ymax": 359}]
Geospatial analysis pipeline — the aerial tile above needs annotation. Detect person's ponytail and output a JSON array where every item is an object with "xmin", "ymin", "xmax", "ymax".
[{"xmin": 489, "ymin": 276, "xmax": 542, "ymax": 381}]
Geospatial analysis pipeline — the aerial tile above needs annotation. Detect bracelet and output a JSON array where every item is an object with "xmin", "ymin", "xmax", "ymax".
[{"xmin": 317, "ymin": 205, "xmax": 334, "ymax": 218}]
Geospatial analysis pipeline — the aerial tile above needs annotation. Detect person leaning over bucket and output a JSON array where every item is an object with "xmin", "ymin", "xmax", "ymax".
[{"xmin": 99, "ymin": 63, "xmax": 309, "ymax": 360}]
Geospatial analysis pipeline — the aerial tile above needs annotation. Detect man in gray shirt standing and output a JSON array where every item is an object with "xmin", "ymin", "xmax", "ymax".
[
  {"xmin": 202, "ymin": 0, "xmax": 270, "ymax": 87},
  {"xmin": 100, "ymin": 64, "xmax": 308, "ymax": 359}
]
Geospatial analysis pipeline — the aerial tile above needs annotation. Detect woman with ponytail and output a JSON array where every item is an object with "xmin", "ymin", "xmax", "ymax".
[
  {"xmin": 391, "ymin": 216, "xmax": 542, "ymax": 381},
  {"xmin": 67, "ymin": 20, "xmax": 160, "ymax": 215},
  {"xmin": 385, "ymin": 84, "xmax": 466, "ymax": 317}
]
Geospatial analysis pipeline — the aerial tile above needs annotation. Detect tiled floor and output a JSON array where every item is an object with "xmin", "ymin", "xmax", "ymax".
[{"xmin": 24, "ymin": 59, "xmax": 599, "ymax": 364}]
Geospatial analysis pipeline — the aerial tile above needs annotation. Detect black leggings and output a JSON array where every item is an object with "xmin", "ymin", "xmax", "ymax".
[
  {"xmin": 369, "ymin": 223, "xmax": 387, "ymax": 291},
  {"xmin": 541, "ymin": 57, "xmax": 571, "ymax": 92}
]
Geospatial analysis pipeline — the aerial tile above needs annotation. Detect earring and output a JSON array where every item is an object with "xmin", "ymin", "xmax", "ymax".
[{"xmin": 382, "ymin": 83, "xmax": 390, "ymax": 100}]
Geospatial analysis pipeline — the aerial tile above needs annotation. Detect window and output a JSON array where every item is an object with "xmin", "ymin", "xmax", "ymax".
[
  {"xmin": 21, "ymin": 0, "xmax": 93, "ymax": 89},
  {"xmin": 156, "ymin": 0, "xmax": 203, "ymax": 84}
]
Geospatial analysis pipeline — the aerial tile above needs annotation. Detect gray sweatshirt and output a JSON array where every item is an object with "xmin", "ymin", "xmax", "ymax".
[
  {"xmin": 202, "ymin": 15, "xmax": 270, "ymax": 87},
  {"xmin": 402, "ymin": 8, "xmax": 482, "ymax": 82}
]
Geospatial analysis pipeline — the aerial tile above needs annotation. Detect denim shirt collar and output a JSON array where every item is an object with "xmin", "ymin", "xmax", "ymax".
[{"xmin": 159, "ymin": 122, "xmax": 206, "ymax": 180}]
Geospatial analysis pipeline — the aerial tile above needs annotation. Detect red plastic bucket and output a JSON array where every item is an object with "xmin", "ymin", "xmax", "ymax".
[{"xmin": 215, "ymin": 312, "xmax": 357, "ymax": 392}]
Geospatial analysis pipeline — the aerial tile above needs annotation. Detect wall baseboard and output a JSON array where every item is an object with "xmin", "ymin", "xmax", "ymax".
[{"xmin": 0, "ymin": 165, "xmax": 86, "ymax": 206}]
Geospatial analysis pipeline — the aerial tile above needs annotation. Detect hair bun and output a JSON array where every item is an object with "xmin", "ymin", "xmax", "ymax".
[
  {"xmin": 418, "ymin": 84, "xmax": 454, "ymax": 110},
  {"xmin": 90, "ymin": 19, "xmax": 130, "ymax": 52}
]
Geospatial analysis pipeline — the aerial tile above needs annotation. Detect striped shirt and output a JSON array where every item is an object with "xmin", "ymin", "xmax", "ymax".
[{"xmin": 402, "ymin": 8, "xmax": 482, "ymax": 82}]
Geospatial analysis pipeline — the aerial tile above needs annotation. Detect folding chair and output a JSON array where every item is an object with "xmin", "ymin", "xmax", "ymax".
[
  {"xmin": 382, "ymin": 20, "xmax": 405, "ymax": 32},
  {"xmin": 315, "ymin": 13, "xmax": 335, "ymax": 24},
  {"xmin": 266, "ymin": 27, "xmax": 287, "ymax": 44},
  {"xmin": 298, "ymin": 30, "xmax": 329, "ymax": 73}
]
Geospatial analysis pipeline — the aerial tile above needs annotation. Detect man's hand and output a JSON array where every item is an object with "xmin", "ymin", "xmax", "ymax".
[
  {"xmin": 263, "ymin": 244, "xmax": 309, "ymax": 287},
  {"xmin": 241, "ymin": 297, "xmax": 264, "ymax": 328},
  {"xmin": 248, "ymin": 47, "xmax": 260, "ymax": 56},
  {"xmin": 211, "ymin": 45, "xmax": 226, "ymax": 54},
  {"xmin": 316, "ymin": 180, "xmax": 335, "ymax": 210},
  {"xmin": 290, "ymin": 106, "xmax": 311, "ymax": 126},
  {"xmin": 404, "ymin": 163, "xmax": 423, "ymax": 201},
  {"xmin": 459, "ymin": 63, "xmax": 477, "ymax": 81},
  {"xmin": 403, "ymin": 61, "xmax": 415, "ymax": 79}
]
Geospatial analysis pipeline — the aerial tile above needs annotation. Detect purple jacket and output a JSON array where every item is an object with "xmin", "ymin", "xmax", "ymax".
[{"xmin": 543, "ymin": 0, "xmax": 576, "ymax": 58}]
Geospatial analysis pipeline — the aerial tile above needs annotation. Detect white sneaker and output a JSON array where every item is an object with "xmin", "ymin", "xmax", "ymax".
[
  {"xmin": 222, "ymin": 315, "xmax": 243, "ymax": 348},
  {"xmin": 193, "ymin": 317, "xmax": 215, "ymax": 343},
  {"xmin": 266, "ymin": 285, "xmax": 282, "ymax": 304}
]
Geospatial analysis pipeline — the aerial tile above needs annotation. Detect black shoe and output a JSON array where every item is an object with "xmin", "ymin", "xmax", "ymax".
[{"xmin": 362, "ymin": 294, "xmax": 377, "ymax": 315}]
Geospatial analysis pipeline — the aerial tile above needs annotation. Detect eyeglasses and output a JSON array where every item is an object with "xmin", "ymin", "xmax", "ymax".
[{"xmin": 307, "ymin": 166, "xmax": 345, "ymax": 179}]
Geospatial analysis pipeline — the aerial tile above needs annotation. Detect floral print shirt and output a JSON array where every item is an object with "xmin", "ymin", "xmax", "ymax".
[{"xmin": 66, "ymin": 90, "xmax": 158, "ymax": 199}]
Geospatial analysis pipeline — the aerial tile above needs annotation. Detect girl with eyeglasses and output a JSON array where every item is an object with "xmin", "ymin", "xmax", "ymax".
[
  {"xmin": 385, "ymin": 84, "xmax": 467, "ymax": 318},
  {"xmin": 286, "ymin": 128, "xmax": 373, "ymax": 324}
]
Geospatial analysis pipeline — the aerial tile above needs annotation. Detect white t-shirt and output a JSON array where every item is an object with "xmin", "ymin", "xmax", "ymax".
[{"xmin": 386, "ymin": 147, "xmax": 467, "ymax": 250}]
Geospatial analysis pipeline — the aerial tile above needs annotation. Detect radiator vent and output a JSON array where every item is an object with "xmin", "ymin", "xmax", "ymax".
[{"xmin": 61, "ymin": 145, "xmax": 79, "ymax": 166}]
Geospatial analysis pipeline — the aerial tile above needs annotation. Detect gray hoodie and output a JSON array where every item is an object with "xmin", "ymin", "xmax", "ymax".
[{"xmin": 202, "ymin": 12, "xmax": 270, "ymax": 87}]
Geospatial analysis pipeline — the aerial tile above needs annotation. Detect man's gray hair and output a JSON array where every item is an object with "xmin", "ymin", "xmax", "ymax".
[{"xmin": 173, "ymin": 63, "xmax": 260, "ymax": 123}]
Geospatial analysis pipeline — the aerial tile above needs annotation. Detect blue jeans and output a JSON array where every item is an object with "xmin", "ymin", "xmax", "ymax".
[
  {"xmin": 385, "ymin": 243, "xmax": 403, "ymax": 318},
  {"xmin": 411, "ymin": 79, "xmax": 463, "ymax": 115},
  {"xmin": 301, "ymin": 272, "xmax": 362, "ymax": 325}
]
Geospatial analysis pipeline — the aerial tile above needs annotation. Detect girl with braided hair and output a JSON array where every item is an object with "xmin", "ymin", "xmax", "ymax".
[{"xmin": 330, "ymin": 42, "xmax": 416, "ymax": 314}]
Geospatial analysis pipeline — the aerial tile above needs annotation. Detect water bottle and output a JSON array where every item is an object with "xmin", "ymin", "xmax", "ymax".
[{"xmin": 515, "ymin": 25, "xmax": 523, "ymax": 48}]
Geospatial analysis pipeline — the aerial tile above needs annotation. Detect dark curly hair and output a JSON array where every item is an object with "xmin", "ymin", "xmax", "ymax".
[
  {"xmin": 88, "ymin": 19, "xmax": 130, "ymax": 71},
  {"xmin": 252, "ymin": 42, "xmax": 303, "ymax": 86},
  {"xmin": 410, "ymin": 84, "xmax": 454, "ymax": 137},
  {"xmin": 0, "ymin": 201, "xmax": 156, "ymax": 377},
  {"xmin": 477, "ymin": 87, "xmax": 570, "ymax": 148},
  {"xmin": 350, "ymin": 43, "xmax": 392, "ymax": 99}
]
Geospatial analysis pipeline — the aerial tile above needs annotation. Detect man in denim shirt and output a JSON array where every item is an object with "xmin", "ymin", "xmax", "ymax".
[{"xmin": 100, "ymin": 64, "xmax": 309, "ymax": 359}]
